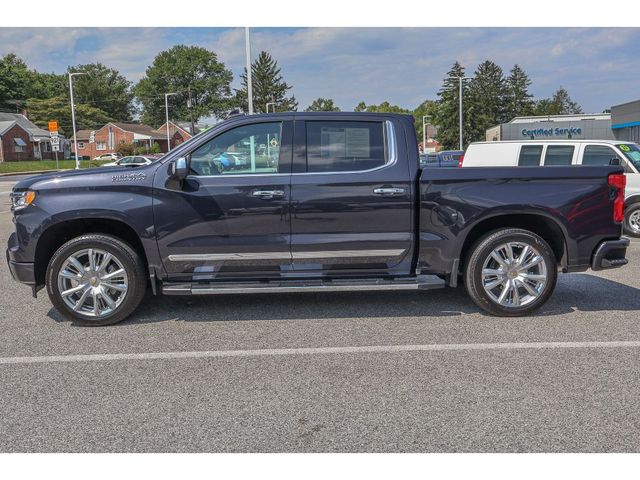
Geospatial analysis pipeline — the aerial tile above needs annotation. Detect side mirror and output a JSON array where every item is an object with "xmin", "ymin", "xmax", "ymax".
[{"xmin": 169, "ymin": 157, "xmax": 189, "ymax": 180}]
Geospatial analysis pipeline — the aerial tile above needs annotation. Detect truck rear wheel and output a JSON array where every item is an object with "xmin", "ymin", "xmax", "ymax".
[
  {"xmin": 46, "ymin": 234, "xmax": 147, "ymax": 326},
  {"xmin": 464, "ymin": 228, "xmax": 558, "ymax": 317}
]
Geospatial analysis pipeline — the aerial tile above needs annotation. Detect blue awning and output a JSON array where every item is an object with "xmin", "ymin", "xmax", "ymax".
[{"xmin": 13, "ymin": 138, "xmax": 27, "ymax": 146}]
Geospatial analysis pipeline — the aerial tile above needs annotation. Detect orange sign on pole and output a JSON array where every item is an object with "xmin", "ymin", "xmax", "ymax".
[{"xmin": 48, "ymin": 120, "xmax": 58, "ymax": 132}]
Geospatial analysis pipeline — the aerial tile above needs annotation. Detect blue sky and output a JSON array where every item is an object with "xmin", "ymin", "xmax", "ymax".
[{"xmin": 1, "ymin": 27, "xmax": 638, "ymax": 113}]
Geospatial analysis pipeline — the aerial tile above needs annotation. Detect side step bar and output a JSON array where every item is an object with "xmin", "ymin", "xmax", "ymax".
[{"xmin": 162, "ymin": 275, "xmax": 446, "ymax": 296}]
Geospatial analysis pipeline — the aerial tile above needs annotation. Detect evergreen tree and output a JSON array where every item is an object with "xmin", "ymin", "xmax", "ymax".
[
  {"xmin": 26, "ymin": 96, "xmax": 111, "ymax": 136},
  {"xmin": 465, "ymin": 60, "xmax": 508, "ymax": 144},
  {"xmin": 505, "ymin": 64, "xmax": 534, "ymax": 120},
  {"xmin": 434, "ymin": 61, "xmax": 468, "ymax": 150},
  {"xmin": 305, "ymin": 97, "xmax": 340, "ymax": 112},
  {"xmin": 534, "ymin": 86, "xmax": 583, "ymax": 115},
  {"xmin": 236, "ymin": 51, "xmax": 297, "ymax": 113}
]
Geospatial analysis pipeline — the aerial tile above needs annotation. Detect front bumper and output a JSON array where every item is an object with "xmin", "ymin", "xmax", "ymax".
[
  {"xmin": 6, "ymin": 231, "xmax": 36, "ymax": 285},
  {"xmin": 591, "ymin": 237, "xmax": 630, "ymax": 271}
]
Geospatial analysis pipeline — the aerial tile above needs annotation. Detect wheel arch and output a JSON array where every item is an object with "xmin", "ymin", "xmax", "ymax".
[
  {"xmin": 34, "ymin": 217, "xmax": 148, "ymax": 287},
  {"xmin": 459, "ymin": 213, "xmax": 568, "ymax": 271}
]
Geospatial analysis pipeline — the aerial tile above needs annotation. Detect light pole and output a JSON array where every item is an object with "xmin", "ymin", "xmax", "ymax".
[
  {"xmin": 266, "ymin": 102, "xmax": 276, "ymax": 113},
  {"xmin": 245, "ymin": 27, "xmax": 254, "ymax": 115},
  {"xmin": 68, "ymin": 72, "xmax": 86, "ymax": 169},
  {"xmin": 422, "ymin": 115, "xmax": 431, "ymax": 153},
  {"xmin": 457, "ymin": 76, "xmax": 472, "ymax": 151},
  {"xmin": 164, "ymin": 92, "xmax": 177, "ymax": 152}
]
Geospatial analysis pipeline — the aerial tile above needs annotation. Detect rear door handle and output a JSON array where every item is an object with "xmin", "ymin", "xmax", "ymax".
[
  {"xmin": 373, "ymin": 187, "xmax": 405, "ymax": 196},
  {"xmin": 252, "ymin": 190, "xmax": 285, "ymax": 200}
]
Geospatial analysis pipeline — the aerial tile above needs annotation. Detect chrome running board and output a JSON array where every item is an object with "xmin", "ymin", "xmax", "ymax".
[{"xmin": 162, "ymin": 275, "xmax": 446, "ymax": 296}]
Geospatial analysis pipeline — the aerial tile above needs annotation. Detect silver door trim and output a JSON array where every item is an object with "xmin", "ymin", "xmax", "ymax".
[{"xmin": 168, "ymin": 249, "xmax": 405, "ymax": 262}]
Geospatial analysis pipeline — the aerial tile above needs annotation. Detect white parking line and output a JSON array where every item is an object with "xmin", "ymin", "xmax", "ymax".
[{"xmin": 1, "ymin": 340, "xmax": 640, "ymax": 365}]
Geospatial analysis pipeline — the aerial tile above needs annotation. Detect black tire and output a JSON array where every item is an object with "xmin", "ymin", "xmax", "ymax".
[
  {"xmin": 464, "ymin": 228, "xmax": 558, "ymax": 317},
  {"xmin": 46, "ymin": 234, "xmax": 147, "ymax": 326},
  {"xmin": 623, "ymin": 203, "xmax": 640, "ymax": 238}
]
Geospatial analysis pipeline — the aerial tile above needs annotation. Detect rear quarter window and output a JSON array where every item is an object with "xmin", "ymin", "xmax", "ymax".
[{"xmin": 306, "ymin": 121, "xmax": 386, "ymax": 173}]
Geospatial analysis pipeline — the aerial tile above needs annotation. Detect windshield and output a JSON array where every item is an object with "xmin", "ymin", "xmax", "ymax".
[{"xmin": 618, "ymin": 143, "xmax": 640, "ymax": 171}]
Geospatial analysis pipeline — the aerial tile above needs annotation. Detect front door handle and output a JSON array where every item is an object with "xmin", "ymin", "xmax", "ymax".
[
  {"xmin": 252, "ymin": 190, "xmax": 285, "ymax": 200},
  {"xmin": 373, "ymin": 187, "xmax": 405, "ymax": 196}
]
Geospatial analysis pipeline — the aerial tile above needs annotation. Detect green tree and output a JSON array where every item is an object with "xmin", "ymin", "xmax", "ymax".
[
  {"xmin": 465, "ymin": 60, "xmax": 508, "ymax": 144},
  {"xmin": 68, "ymin": 63, "xmax": 134, "ymax": 121},
  {"xmin": 26, "ymin": 96, "xmax": 111, "ymax": 136},
  {"xmin": 28, "ymin": 71, "xmax": 67, "ymax": 99},
  {"xmin": 352, "ymin": 101, "xmax": 411, "ymax": 114},
  {"xmin": 305, "ymin": 97, "xmax": 341, "ymax": 112},
  {"xmin": 534, "ymin": 86, "xmax": 583, "ymax": 115},
  {"xmin": 504, "ymin": 64, "xmax": 534, "ymax": 120},
  {"xmin": 236, "ymin": 51, "xmax": 297, "ymax": 113},
  {"xmin": 134, "ymin": 45, "xmax": 234, "ymax": 126},
  {"xmin": 0, "ymin": 54, "xmax": 33, "ymax": 110},
  {"xmin": 434, "ymin": 61, "xmax": 469, "ymax": 150}
]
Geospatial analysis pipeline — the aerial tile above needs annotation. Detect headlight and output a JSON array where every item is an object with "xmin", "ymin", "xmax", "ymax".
[{"xmin": 10, "ymin": 190, "xmax": 36, "ymax": 211}]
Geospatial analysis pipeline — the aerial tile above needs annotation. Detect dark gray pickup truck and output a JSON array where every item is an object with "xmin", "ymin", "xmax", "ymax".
[{"xmin": 7, "ymin": 112, "xmax": 630, "ymax": 325}]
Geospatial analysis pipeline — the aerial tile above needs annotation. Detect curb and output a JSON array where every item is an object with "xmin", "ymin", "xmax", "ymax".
[{"xmin": 0, "ymin": 169, "xmax": 61, "ymax": 177}]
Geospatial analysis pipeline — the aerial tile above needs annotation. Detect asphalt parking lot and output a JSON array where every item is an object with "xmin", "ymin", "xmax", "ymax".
[{"xmin": 1, "ymin": 176, "xmax": 640, "ymax": 452}]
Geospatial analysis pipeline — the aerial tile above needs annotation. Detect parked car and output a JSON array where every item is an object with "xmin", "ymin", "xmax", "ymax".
[
  {"xmin": 93, "ymin": 153, "xmax": 122, "ymax": 162},
  {"xmin": 461, "ymin": 140, "xmax": 640, "ymax": 237},
  {"xmin": 103, "ymin": 155, "xmax": 159, "ymax": 167},
  {"xmin": 7, "ymin": 113, "xmax": 629, "ymax": 326},
  {"xmin": 420, "ymin": 150, "xmax": 464, "ymax": 168}
]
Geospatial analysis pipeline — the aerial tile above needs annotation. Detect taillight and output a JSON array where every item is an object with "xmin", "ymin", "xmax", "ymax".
[
  {"xmin": 608, "ymin": 173, "xmax": 626, "ymax": 223},
  {"xmin": 458, "ymin": 155, "xmax": 464, "ymax": 168}
]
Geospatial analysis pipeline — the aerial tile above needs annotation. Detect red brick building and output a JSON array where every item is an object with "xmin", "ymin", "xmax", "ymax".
[
  {"xmin": 0, "ymin": 121, "xmax": 34, "ymax": 162},
  {"xmin": 72, "ymin": 122, "xmax": 194, "ymax": 158},
  {"xmin": 157, "ymin": 121, "xmax": 194, "ymax": 150}
]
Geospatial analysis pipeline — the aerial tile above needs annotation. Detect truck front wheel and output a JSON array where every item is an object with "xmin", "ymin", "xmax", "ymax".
[
  {"xmin": 46, "ymin": 234, "xmax": 147, "ymax": 326},
  {"xmin": 464, "ymin": 228, "xmax": 558, "ymax": 317}
]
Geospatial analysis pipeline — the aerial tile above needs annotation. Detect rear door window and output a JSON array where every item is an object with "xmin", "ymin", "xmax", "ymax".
[
  {"xmin": 306, "ymin": 121, "xmax": 386, "ymax": 172},
  {"xmin": 543, "ymin": 145, "xmax": 575, "ymax": 166},
  {"xmin": 518, "ymin": 145, "xmax": 543, "ymax": 166},
  {"xmin": 582, "ymin": 145, "xmax": 620, "ymax": 165}
]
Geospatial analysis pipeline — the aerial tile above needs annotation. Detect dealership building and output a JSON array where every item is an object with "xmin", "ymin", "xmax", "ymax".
[{"xmin": 486, "ymin": 99, "xmax": 640, "ymax": 143}]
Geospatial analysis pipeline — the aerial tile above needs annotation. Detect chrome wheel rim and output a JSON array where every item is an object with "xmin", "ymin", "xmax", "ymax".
[
  {"xmin": 481, "ymin": 242, "xmax": 547, "ymax": 308},
  {"xmin": 629, "ymin": 210, "xmax": 640, "ymax": 233},
  {"xmin": 57, "ymin": 248, "xmax": 129, "ymax": 318}
]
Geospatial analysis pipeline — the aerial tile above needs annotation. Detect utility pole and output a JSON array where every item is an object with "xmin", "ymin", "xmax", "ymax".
[
  {"xmin": 422, "ymin": 115, "xmax": 431, "ymax": 153},
  {"xmin": 457, "ymin": 76, "xmax": 472, "ymax": 151},
  {"xmin": 164, "ymin": 92, "xmax": 177, "ymax": 152},
  {"xmin": 68, "ymin": 72, "xmax": 86, "ymax": 170},
  {"xmin": 187, "ymin": 86, "xmax": 195, "ymax": 136},
  {"xmin": 245, "ymin": 27, "xmax": 254, "ymax": 115}
]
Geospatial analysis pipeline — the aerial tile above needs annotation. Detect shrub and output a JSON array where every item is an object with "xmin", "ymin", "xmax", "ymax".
[
  {"xmin": 116, "ymin": 143, "xmax": 135, "ymax": 156},
  {"xmin": 151, "ymin": 142, "xmax": 162, "ymax": 154}
]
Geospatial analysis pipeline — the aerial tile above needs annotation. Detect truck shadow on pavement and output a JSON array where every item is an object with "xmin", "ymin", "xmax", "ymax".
[{"xmin": 46, "ymin": 273, "xmax": 640, "ymax": 325}]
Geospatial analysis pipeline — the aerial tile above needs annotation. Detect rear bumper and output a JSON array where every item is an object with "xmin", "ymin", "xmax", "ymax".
[{"xmin": 591, "ymin": 237, "xmax": 630, "ymax": 271}]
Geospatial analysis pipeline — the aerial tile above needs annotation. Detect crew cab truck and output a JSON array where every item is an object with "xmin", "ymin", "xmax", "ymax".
[{"xmin": 7, "ymin": 113, "xmax": 630, "ymax": 326}]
